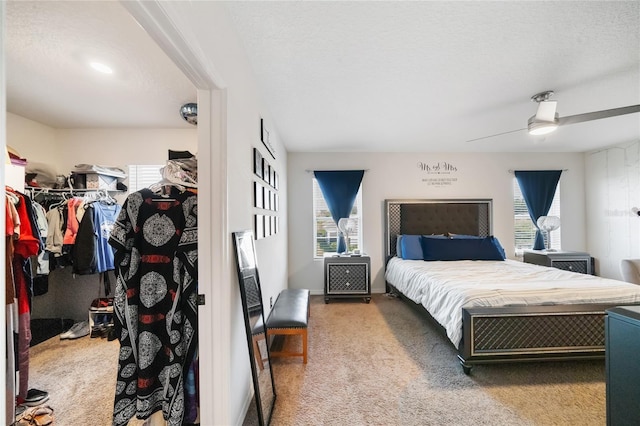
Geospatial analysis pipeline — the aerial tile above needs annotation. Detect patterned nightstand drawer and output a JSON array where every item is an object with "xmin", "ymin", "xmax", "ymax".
[
  {"xmin": 551, "ymin": 260, "xmax": 589, "ymax": 274},
  {"xmin": 324, "ymin": 256, "xmax": 371, "ymax": 303},
  {"xmin": 523, "ymin": 250, "xmax": 593, "ymax": 275},
  {"xmin": 327, "ymin": 263, "xmax": 368, "ymax": 293}
]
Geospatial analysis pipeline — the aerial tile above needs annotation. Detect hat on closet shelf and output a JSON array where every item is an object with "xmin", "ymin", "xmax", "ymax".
[
  {"xmin": 25, "ymin": 161, "xmax": 58, "ymax": 188},
  {"xmin": 6, "ymin": 145, "xmax": 27, "ymax": 166},
  {"xmin": 168, "ymin": 150, "xmax": 195, "ymax": 160}
]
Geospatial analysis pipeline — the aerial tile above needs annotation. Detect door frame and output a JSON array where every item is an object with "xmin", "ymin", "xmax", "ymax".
[{"xmin": 121, "ymin": 2, "xmax": 230, "ymax": 424}]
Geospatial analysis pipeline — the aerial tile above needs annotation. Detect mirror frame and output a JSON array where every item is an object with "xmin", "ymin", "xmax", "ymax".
[{"xmin": 232, "ymin": 230, "xmax": 276, "ymax": 425}]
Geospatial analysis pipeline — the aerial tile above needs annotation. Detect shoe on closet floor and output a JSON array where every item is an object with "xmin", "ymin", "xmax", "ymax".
[
  {"xmin": 90, "ymin": 323, "xmax": 106, "ymax": 338},
  {"xmin": 60, "ymin": 321, "xmax": 89, "ymax": 340},
  {"xmin": 17, "ymin": 388, "xmax": 49, "ymax": 407},
  {"xmin": 15, "ymin": 404, "xmax": 26, "ymax": 417},
  {"xmin": 106, "ymin": 323, "xmax": 117, "ymax": 341},
  {"xmin": 60, "ymin": 321, "xmax": 84, "ymax": 339},
  {"xmin": 25, "ymin": 388, "xmax": 48, "ymax": 403}
]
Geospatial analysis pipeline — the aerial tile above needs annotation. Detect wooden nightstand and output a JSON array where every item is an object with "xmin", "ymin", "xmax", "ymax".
[
  {"xmin": 324, "ymin": 255, "xmax": 371, "ymax": 303},
  {"xmin": 523, "ymin": 250, "xmax": 593, "ymax": 275}
]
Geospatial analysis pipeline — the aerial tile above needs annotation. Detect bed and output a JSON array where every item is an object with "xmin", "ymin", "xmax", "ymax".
[{"xmin": 383, "ymin": 199, "xmax": 640, "ymax": 374}]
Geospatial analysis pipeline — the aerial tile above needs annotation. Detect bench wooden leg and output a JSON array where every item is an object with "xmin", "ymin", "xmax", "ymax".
[
  {"xmin": 302, "ymin": 328, "xmax": 307, "ymax": 364},
  {"xmin": 252, "ymin": 333, "xmax": 265, "ymax": 370},
  {"xmin": 267, "ymin": 328, "xmax": 308, "ymax": 363}
]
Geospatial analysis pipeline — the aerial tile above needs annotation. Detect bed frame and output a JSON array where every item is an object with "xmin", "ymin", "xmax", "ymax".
[{"xmin": 384, "ymin": 199, "xmax": 629, "ymax": 374}]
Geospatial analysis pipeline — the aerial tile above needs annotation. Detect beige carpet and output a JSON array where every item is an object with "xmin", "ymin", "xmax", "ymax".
[
  {"xmin": 28, "ymin": 333, "xmax": 118, "ymax": 425},
  {"xmin": 27, "ymin": 294, "xmax": 606, "ymax": 425},
  {"xmin": 268, "ymin": 294, "xmax": 606, "ymax": 426}
]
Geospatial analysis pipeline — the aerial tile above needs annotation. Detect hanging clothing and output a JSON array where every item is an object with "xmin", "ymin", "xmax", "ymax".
[
  {"xmin": 6, "ymin": 198, "xmax": 19, "ymax": 303},
  {"xmin": 5, "ymin": 195, "xmax": 19, "ymax": 424},
  {"xmin": 62, "ymin": 197, "xmax": 82, "ymax": 245},
  {"xmin": 5, "ymin": 190, "xmax": 41, "ymax": 403},
  {"xmin": 44, "ymin": 207, "xmax": 64, "ymax": 258},
  {"xmin": 109, "ymin": 188, "xmax": 198, "ymax": 426},
  {"xmin": 31, "ymin": 201, "xmax": 49, "ymax": 276},
  {"xmin": 9, "ymin": 190, "xmax": 41, "ymax": 259},
  {"xmin": 65, "ymin": 197, "xmax": 120, "ymax": 275},
  {"xmin": 92, "ymin": 201, "xmax": 120, "ymax": 273},
  {"xmin": 73, "ymin": 204, "xmax": 96, "ymax": 275}
]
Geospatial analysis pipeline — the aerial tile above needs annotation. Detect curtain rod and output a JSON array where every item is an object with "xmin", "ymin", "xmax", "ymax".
[
  {"xmin": 508, "ymin": 169, "xmax": 568, "ymax": 174},
  {"xmin": 305, "ymin": 169, "xmax": 369, "ymax": 173}
]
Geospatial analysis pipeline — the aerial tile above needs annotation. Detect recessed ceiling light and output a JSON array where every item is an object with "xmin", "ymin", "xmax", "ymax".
[{"xmin": 89, "ymin": 61, "xmax": 113, "ymax": 74}]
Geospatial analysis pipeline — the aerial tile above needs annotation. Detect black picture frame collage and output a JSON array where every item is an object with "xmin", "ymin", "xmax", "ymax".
[{"xmin": 253, "ymin": 146, "xmax": 279, "ymax": 239}]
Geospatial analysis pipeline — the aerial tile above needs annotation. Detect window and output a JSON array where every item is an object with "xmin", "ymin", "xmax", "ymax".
[
  {"xmin": 127, "ymin": 165, "xmax": 164, "ymax": 193},
  {"xmin": 513, "ymin": 178, "xmax": 561, "ymax": 255},
  {"xmin": 313, "ymin": 179, "xmax": 362, "ymax": 258}
]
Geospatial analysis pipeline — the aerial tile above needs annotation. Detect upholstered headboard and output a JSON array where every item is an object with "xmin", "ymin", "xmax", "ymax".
[{"xmin": 385, "ymin": 199, "xmax": 493, "ymax": 258}]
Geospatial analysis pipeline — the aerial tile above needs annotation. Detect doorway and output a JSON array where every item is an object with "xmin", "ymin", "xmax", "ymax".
[{"xmin": 3, "ymin": 0, "xmax": 227, "ymax": 423}]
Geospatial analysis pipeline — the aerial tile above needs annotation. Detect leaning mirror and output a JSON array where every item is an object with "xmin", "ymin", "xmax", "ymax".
[{"xmin": 232, "ymin": 230, "xmax": 276, "ymax": 426}]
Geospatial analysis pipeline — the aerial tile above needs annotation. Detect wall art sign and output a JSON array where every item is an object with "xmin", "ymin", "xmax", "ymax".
[{"xmin": 417, "ymin": 161, "xmax": 459, "ymax": 186}]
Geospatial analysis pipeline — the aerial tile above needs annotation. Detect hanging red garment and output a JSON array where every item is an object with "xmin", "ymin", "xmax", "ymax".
[
  {"xmin": 62, "ymin": 197, "xmax": 81, "ymax": 245},
  {"xmin": 6, "ymin": 198, "xmax": 19, "ymax": 304},
  {"xmin": 7, "ymin": 190, "xmax": 39, "ymax": 259},
  {"xmin": 6, "ymin": 194, "xmax": 20, "ymax": 239},
  {"xmin": 13, "ymin": 255, "xmax": 32, "ymax": 400},
  {"xmin": 6, "ymin": 189, "xmax": 40, "ymax": 402}
]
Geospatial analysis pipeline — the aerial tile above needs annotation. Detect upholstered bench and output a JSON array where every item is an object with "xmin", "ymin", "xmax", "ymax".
[{"xmin": 266, "ymin": 288, "xmax": 310, "ymax": 363}]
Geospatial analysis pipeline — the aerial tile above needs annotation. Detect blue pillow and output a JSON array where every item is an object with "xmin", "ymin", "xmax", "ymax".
[
  {"xmin": 397, "ymin": 234, "xmax": 447, "ymax": 259},
  {"xmin": 396, "ymin": 235, "xmax": 403, "ymax": 258},
  {"xmin": 400, "ymin": 235, "xmax": 424, "ymax": 260},
  {"xmin": 446, "ymin": 234, "xmax": 506, "ymax": 258},
  {"xmin": 421, "ymin": 235, "xmax": 506, "ymax": 261}
]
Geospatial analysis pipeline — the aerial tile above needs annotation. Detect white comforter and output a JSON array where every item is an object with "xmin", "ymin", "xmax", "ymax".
[{"xmin": 385, "ymin": 257, "xmax": 640, "ymax": 348}]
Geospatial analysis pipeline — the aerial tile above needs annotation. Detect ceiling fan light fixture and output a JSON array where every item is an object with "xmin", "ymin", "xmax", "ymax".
[
  {"xmin": 528, "ymin": 91, "xmax": 558, "ymax": 135},
  {"xmin": 528, "ymin": 116, "xmax": 558, "ymax": 135},
  {"xmin": 180, "ymin": 103, "xmax": 198, "ymax": 125}
]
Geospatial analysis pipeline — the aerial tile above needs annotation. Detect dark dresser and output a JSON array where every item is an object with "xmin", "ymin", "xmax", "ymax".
[
  {"xmin": 324, "ymin": 255, "xmax": 371, "ymax": 303},
  {"xmin": 523, "ymin": 250, "xmax": 592, "ymax": 274},
  {"xmin": 606, "ymin": 306, "xmax": 640, "ymax": 426}
]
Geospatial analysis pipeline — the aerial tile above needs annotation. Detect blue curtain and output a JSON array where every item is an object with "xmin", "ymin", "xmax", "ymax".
[
  {"xmin": 515, "ymin": 170, "xmax": 562, "ymax": 250},
  {"xmin": 314, "ymin": 170, "xmax": 365, "ymax": 253}
]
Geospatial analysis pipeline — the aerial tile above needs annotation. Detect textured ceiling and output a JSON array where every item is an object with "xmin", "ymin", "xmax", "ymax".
[
  {"xmin": 4, "ymin": 1, "xmax": 640, "ymax": 152},
  {"xmin": 5, "ymin": 1, "xmax": 196, "ymax": 129},
  {"xmin": 223, "ymin": 1, "xmax": 640, "ymax": 152}
]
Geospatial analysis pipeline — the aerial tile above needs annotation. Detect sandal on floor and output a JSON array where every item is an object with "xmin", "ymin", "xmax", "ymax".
[{"xmin": 17, "ymin": 405, "xmax": 54, "ymax": 426}]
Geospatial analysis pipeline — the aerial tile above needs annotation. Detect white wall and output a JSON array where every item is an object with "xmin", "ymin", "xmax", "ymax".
[
  {"xmin": 7, "ymin": 113, "xmax": 197, "ymax": 320},
  {"xmin": 7, "ymin": 112, "xmax": 59, "ymax": 171},
  {"xmin": 585, "ymin": 141, "xmax": 640, "ymax": 279},
  {"xmin": 288, "ymin": 152, "xmax": 586, "ymax": 294},
  {"xmin": 56, "ymin": 128, "xmax": 197, "ymax": 170},
  {"xmin": 159, "ymin": 3, "xmax": 289, "ymax": 424},
  {"xmin": 7, "ymin": 112, "xmax": 60, "ymax": 191}
]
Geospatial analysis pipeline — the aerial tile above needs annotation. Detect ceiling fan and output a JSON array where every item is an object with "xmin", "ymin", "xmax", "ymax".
[{"xmin": 467, "ymin": 91, "xmax": 640, "ymax": 143}]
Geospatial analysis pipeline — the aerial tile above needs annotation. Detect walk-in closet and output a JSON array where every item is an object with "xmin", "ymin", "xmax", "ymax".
[{"xmin": 5, "ymin": 2, "xmax": 200, "ymax": 424}]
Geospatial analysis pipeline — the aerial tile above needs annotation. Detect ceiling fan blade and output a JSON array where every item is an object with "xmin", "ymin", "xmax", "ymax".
[
  {"xmin": 535, "ymin": 101, "xmax": 557, "ymax": 122},
  {"xmin": 466, "ymin": 128, "xmax": 527, "ymax": 143},
  {"xmin": 558, "ymin": 104, "xmax": 640, "ymax": 126}
]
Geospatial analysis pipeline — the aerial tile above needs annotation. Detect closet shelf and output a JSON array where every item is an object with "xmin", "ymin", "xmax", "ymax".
[{"xmin": 25, "ymin": 186, "xmax": 123, "ymax": 193}]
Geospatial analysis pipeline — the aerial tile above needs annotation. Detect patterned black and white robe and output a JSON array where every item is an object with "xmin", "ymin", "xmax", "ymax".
[{"xmin": 108, "ymin": 188, "xmax": 198, "ymax": 426}]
